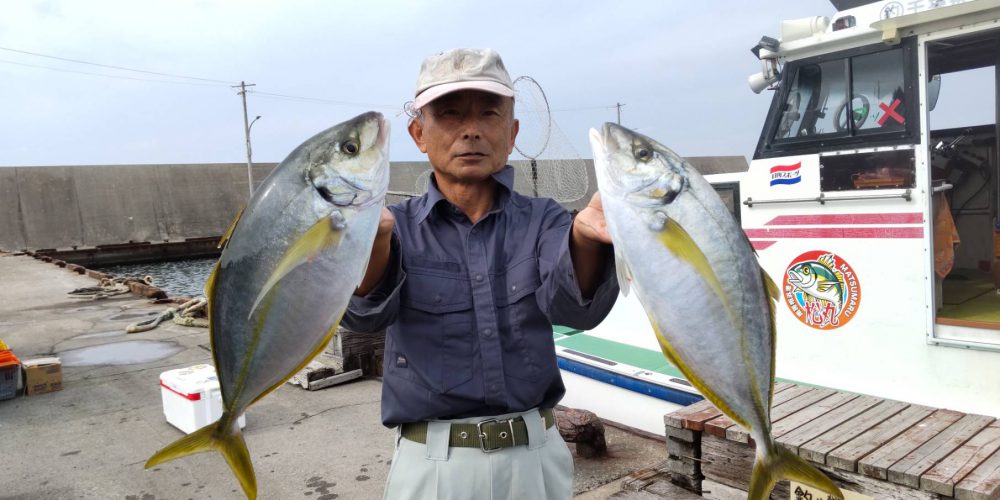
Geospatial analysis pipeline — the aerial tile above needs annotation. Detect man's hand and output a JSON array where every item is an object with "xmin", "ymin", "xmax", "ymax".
[
  {"xmin": 569, "ymin": 193, "xmax": 613, "ymax": 298},
  {"xmin": 572, "ymin": 192, "xmax": 613, "ymax": 246},
  {"xmin": 356, "ymin": 208, "xmax": 395, "ymax": 296}
]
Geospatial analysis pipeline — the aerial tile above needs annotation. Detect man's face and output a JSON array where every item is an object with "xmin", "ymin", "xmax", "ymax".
[{"xmin": 408, "ymin": 90, "xmax": 519, "ymax": 184}]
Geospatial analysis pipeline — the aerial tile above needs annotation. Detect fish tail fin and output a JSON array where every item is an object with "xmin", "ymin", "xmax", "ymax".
[
  {"xmin": 145, "ymin": 416, "xmax": 257, "ymax": 500},
  {"xmin": 748, "ymin": 445, "xmax": 843, "ymax": 500}
]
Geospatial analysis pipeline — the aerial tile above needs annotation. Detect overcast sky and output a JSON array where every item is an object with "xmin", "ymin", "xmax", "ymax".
[{"xmin": 2, "ymin": 0, "xmax": 989, "ymax": 168}]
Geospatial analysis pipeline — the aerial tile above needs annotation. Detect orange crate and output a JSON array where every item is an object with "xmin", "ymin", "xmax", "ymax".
[{"xmin": 0, "ymin": 350, "xmax": 21, "ymax": 400}]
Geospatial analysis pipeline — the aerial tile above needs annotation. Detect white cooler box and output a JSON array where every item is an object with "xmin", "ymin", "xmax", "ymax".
[{"xmin": 159, "ymin": 364, "xmax": 246, "ymax": 434}]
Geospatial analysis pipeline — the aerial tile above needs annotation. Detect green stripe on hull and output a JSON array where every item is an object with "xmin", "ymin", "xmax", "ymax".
[
  {"xmin": 553, "ymin": 331, "xmax": 806, "ymax": 388},
  {"xmin": 554, "ymin": 333, "xmax": 685, "ymax": 379}
]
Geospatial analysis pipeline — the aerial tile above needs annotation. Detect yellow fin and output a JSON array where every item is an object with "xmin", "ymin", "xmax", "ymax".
[
  {"xmin": 219, "ymin": 205, "xmax": 246, "ymax": 249},
  {"xmin": 649, "ymin": 320, "xmax": 749, "ymax": 430},
  {"xmin": 748, "ymin": 445, "xmax": 843, "ymax": 500},
  {"xmin": 249, "ymin": 214, "xmax": 344, "ymax": 318},
  {"xmin": 657, "ymin": 218, "xmax": 727, "ymax": 308},
  {"xmin": 762, "ymin": 268, "xmax": 779, "ymax": 301},
  {"xmin": 145, "ymin": 417, "xmax": 257, "ymax": 500}
]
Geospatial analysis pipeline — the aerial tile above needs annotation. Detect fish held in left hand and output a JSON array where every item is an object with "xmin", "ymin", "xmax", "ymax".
[{"xmin": 144, "ymin": 111, "xmax": 390, "ymax": 500}]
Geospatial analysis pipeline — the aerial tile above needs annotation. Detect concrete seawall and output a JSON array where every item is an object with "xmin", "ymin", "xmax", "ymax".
[{"xmin": 1, "ymin": 157, "xmax": 744, "ymax": 254}]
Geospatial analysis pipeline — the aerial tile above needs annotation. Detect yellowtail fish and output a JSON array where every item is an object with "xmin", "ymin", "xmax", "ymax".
[
  {"xmin": 145, "ymin": 112, "xmax": 390, "ymax": 499},
  {"xmin": 589, "ymin": 122, "xmax": 843, "ymax": 500}
]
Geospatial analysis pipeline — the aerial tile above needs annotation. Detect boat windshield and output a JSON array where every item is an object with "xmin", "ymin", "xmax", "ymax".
[{"xmin": 774, "ymin": 47, "xmax": 907, "ymax": 141}]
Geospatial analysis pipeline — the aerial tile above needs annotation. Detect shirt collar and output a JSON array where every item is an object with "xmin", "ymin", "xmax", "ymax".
[{"xmin": 415, "ymin": 165, "xmax": 515, "ymax": 224}]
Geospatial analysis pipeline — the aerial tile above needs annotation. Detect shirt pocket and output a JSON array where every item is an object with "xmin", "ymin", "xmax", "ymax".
[
  {"xmin": 495, "ymin": 257, "xmax": 547, "ymax": 382},
  {"xmin": 398, "ymin": 269, "xmax": 475, "ymax": 393}
]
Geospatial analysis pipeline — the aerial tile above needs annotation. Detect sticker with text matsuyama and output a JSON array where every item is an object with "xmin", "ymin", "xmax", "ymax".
[{"xmin": 783, "ymin": 251, "xmax": 861, "ymax": 330}]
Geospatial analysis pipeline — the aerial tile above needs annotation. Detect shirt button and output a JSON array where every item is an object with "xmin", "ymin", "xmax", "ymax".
[
  {"xmin": 434, "ymin": 295, "xmax": 443, "ymax": 303},
  {"xmin": 474, "ymin": 274, "xmax": 484, "ymax": 282},
  {"xmin": 483, "ymin": 328, "xmax": 492, "ymax": 337},
  {"xmin": 510, "ymin": 285, "xmax": 517, "ymax": 292}
]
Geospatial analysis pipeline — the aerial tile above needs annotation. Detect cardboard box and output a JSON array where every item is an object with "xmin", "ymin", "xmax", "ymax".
[{"xmin": 22, "ymin": 357, "xmax": 62, "ymax": 395}]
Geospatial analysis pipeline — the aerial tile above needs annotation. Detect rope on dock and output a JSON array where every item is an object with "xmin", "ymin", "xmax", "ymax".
[
  {"xmin": 172, "ymin": 297, "xmax": 209, "ymax": 328},
  {"xmin": 126, "ymin": 296, "xmax": 209, "ymax": 333},
  {"xmin": 68, "ymin": 275, "xmax": 155, "ymax": 300}
]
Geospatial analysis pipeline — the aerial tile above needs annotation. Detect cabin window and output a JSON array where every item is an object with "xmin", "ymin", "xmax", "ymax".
[
  {"xmin": 757, "ymin": 41, "xmax": 917, "ymax": 158},
  {"xmin": 774, "ymin": 60, "xmax": 849, "ymax": 140},
  {"xmin": 820, "ymin": 149, "xmax": 916, "ymax": 192}
]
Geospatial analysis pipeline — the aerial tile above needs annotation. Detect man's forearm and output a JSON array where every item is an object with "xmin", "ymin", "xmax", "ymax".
[{"xmin": 569, "ymin": 223, "xmax": 610, "ymax": 299}]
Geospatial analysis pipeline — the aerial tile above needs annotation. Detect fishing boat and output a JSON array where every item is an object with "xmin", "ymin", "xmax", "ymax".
[{"xmin": 560, "ymin": 0, "xmax": 1000, "ymax": 436}]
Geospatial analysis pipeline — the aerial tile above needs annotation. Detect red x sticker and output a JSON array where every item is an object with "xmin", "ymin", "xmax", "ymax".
[{"xmin": 878, "ymin": 98, "xmax": 904, "ymax": 125}]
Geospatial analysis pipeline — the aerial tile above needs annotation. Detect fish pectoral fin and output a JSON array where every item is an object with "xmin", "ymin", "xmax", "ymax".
[
  {"xmin": 146, "ymin": 416, "xmax": 258, "ymax": 500},
  {"xmin": 657, "ymin": 217, "xmax": 728, "ymax": 306},
  {"xmin": 248, "ymin": 214, "xmax": 345, "ymax": 319},
  {"xmin": 748, "ymin": 445, "xmax": 843, "ymax": 500},
  {"xmin": 816, "ymin": 282, "xmax": 837, "ymax": 293},
  {"xmin": 762, "ymin": 268, "xmax": 779, "ymax": 301},
  {"xmin": 614, "ymin": 249, "xmax": 633, "ymax": 297}
]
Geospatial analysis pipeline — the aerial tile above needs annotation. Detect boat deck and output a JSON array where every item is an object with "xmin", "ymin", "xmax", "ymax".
[{"xmin": 656, "ymin": 383, "xmax": 1000, "ymax": 499}]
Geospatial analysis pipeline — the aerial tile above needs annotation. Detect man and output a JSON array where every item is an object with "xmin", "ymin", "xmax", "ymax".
[{"xmin": 342, "ymin": 48, "xmax": 619, "ymax": 500}]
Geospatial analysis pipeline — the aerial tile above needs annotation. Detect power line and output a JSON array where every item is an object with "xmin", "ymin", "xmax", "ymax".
[
  {"xmin": 0, "ymin": 58, "xmax": 227, "ymax": 87},
  {"xmin": 0, "ymin": 46, "xmax": 234, "ymax": 84}
]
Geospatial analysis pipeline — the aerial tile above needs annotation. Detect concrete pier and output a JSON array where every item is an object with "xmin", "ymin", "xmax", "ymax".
[{"xmin": 0, "ymin": 254, "xmax": 667, "ymax": 499}]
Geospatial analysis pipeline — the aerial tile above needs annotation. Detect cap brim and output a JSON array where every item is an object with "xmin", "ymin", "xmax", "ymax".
[{"xmin": 413, "ymin": 80, "xmax": 514, "ymax": 109}]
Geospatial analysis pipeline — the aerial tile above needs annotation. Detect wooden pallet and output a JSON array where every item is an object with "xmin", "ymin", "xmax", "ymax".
[{"xmin": 663, "ymin": 383, "xmax": 1000, "ymax": 500}]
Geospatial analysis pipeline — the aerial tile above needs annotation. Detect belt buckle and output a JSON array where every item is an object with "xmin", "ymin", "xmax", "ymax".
[{"xmin": 476, "ymin": 418, "xmax": 516, "ymax": 453}]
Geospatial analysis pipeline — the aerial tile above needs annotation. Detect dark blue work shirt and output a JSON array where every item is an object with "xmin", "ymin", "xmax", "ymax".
[{"xmin": 342, "ymin": 166, "xmax": 619, "ymax": 427}]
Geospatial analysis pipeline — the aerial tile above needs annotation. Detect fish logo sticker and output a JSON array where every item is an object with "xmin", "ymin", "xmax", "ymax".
[
  {"xmin": 769, "ymin": 163, "xmax": 801, "ymax": 186},
  {"xmin": 783, "ymin": 251, "xmax": 861, "ymax": 330}
]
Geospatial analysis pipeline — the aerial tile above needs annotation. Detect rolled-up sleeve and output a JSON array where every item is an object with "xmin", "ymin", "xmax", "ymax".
[
  {"xmin": 534, "ymin": 205, "xmax": 619, "ymax": 330},
  {"xmin": 341, "ymin": 234, "xmax": 406, "ymax": 333}
]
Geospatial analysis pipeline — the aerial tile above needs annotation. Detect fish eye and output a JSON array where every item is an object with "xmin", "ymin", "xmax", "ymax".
[
  {"xmin": 802, "ymin": 268, "xmax": 810, "ymax": 275},
  {"xmin": 636, "ymin": 148, "xmax": 651, "ymax": 161},
  {"xmin": 341, "ymin": 141, "xmax": 359, "ymax": 155}
]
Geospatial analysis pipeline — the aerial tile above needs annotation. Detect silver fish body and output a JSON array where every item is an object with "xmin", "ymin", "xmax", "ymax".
[
  {"xmin": 146, "ymin": 111, "xmax": 390, "ymax": 500},
  {"xmin": 589, "ymin": 122, "xmax": 842, "ymax": 500}
]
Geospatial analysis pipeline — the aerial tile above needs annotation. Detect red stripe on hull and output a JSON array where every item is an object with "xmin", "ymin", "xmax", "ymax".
[
  {"xmin": 750, "ymin": 240, "xmax": 777, "ymax": 250},
  {"xmin": 765, "ymin": 213, "xmax": 923, "ymax": 226},
  {"xmin": 744, "ymin": 227, "xmax": 923, "ymax": 239}
]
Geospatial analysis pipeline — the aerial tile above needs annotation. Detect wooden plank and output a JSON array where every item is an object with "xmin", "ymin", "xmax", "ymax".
[
  {"xmin": 921, "ymin": 421, "xmax": 1000, "ymax": 497},
  {"xmin": 727, "ymin": 386, "xmax": 839, "ymax": 444},
  {"xmin": 771, "ymin": 391, "xmax": 858, "ymax": 438},
  {"xmin": 888, "ymin": 413, "xmax": 995, "ymax": 489},
  {"xmin": 701, "ymin": 478, "xmax": 752, "ymax": 500},
  {"xmin": 854, "ymin": 408, "xmax": 961, "ymax": 478},
  {"xmin": 703, "ymin": 383, "xmax": 812, "ymax": 443},
  {"xmin": 798, "ymin": 400, "xmax": 908, "ymax": 466},
  {"xmin": 779, "ymin": 395, "xmax": 882, "ymax": 455},
  {"xmin": 831, "ymin": 404, "xmax": 935, "ymax": 473},
  {"xmin": 700, "ymin": 434, "xmax": 790, "ymax": 500},
  {"xmin": 954, "ymin": 438, "xmax": 1000, "ymax": 500},
  {"xmin": 665, "ymin": 399, "xmax": 720, "ymax": 431},
  {"xmin": 700, "ymin": 434, "xmax": 939, "ymax": 500}
]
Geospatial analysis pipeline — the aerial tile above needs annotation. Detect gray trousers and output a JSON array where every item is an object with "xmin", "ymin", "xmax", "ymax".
[{"xmin": 383, "ymin": 408, "xmax": 574, "ymax": 500}]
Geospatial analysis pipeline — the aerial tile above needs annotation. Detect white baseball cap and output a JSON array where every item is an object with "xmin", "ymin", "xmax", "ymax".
[{"xmin": 413, "ymin": 48, "xmax": 514, "ymax": 109}]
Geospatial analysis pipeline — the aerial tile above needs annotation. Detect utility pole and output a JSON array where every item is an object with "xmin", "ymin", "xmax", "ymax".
[
  {"xmin": 616, "ymin": 102, "xmax": 625, "ymax": 125},
  {"xmin": 233, "ymin": 81, "xmax": 257, "ymax": 197}
]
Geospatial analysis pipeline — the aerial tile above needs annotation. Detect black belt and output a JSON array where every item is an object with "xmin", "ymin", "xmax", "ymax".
[{"xmin": 400, "ymin": 409, "xmax": 555, "ymax": 453}]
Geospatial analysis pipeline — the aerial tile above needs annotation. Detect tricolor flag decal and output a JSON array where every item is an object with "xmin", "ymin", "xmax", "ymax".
[{"xmin": 770, "ymin": 163, "xmax": 801, "ymax": 186}]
